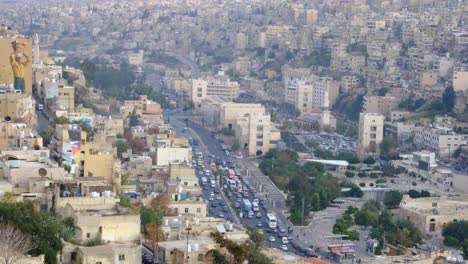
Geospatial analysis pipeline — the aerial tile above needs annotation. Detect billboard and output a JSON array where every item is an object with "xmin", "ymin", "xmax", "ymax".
[{"xmin": 0, "ymin": 37, "xmax": 33, "ymax": 95}]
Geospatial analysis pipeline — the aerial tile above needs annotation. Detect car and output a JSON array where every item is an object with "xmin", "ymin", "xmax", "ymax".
[
  {"xmin": 234, "ymin": 202, "xmax": 240, "ymax": 208},
  {"xmin": 280, "ymin": 245, "xmax": 288, "ymax": 251},
  {"xmin": 257, "ymin": 221, "xmax": 263, "ymax": 227},
  {"xmin": 214, "ymin": 189, "xmax": 220, "ymax": 193},
  {"xmin": 223, "ymin": 184, "xmax": 228, "ymax": 189},
  {"xmin": 208, "ymin": 196, "xmax": 214, "ymax": 201},
  {"xmin": 265, "ymin": 228, "xmax": 272, "ymax": 233},
  {"xmin": 216, "ymin": 195, "xmax": 222, "ymax": 200},
  {"xmin": 253, "ymin": 198, "xmax": 259, "ymax": 204},
  {"xmin": 277, "ymin": 232, "xmax": 286, "ymax": 238},
  {"xmin": 279, "ymin": 226, "xmax": 286, "ymax": 233},
  {"xmin": 247, "ymin": 210, "xmax": 254, "ymax": 218},
  {"xmin": 218, "ymin": 212, "xmax": 224, "ymax": 218},
  {"xmin": 256, "ymin": 212, "xmax": 262, "ymax": 218},
  {"xmin": 269, "ymin": 236, "xmax": 276, "ymax": 243},
  {"xmin": 291, "ymin": 242, "xmax": 300, "ymax": 250},
  {"xmin": 227, "ymin": 192, "xmax": 232, "ymax": 197},
  {"xmin": 281, "ymin": 237, "xmax": 289, "ymax": 244},
  {"xmin": 211, "ymin": 202, "xmax": 217, "ymax": 207},
  {"xmin": 242, "ymin": 192, "xmax": 249, "ymax": 198},
  {"xmin": 223, "ymin": 206, "xmax": 229, "ymax": 212},
  {"xmin": 203, "ymin": 185, "xmax": 209, "ymax": 190}
]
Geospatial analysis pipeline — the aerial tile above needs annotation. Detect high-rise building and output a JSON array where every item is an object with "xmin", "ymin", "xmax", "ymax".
[
  {"xmin": 358, "ymin": 113, "xmax": 384, "ymax": 157},
  {"xmin": 235, "ymin": 32, "xmax": 248, "ymax": 50}
]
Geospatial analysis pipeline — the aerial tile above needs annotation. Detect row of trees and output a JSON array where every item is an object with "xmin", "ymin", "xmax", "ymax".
[
  {"xmin": 79, "ymin": 60, "xmax": 169, "ymax": 108},
  {"xmin": 259, "ymin": 150, "xmax": 340, "ymax": 224},
  {"xmin": 206, "ymin": 229, "xmax": 272, "ymax": 264}
]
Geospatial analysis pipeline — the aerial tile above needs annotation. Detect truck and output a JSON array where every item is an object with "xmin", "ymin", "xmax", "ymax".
[{"xmin": 242, "ymin": 199, "xmax": 252, "ymax": 212}]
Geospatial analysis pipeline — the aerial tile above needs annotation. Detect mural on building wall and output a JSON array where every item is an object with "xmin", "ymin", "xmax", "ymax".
[{"xmin": 0, "ymin": 38, "xmax": 32, "ymax": 94}]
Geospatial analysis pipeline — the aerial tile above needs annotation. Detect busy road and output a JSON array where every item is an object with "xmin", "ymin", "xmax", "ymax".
[{"xmin": 168, "ymin": 111, "xmax": 319, "ymax": 258}]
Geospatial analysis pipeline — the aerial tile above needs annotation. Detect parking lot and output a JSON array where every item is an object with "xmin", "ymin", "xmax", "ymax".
[{"xmin": 299, "ymin": 131, "xmax": 357, "ymax": 154}]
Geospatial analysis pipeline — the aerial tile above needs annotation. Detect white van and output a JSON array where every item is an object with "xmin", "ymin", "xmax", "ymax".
[{"xmin": 210, "ymin": 180, "xmax": 216, "ymax": 188}]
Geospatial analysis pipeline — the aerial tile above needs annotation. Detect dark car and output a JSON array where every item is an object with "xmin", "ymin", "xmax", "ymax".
[
  {"xmin": 211, "ymin": 202, "xmax": 217, "ymax": 207},
  {"xmin": 223, "ymin": 206, "xmax": 229, "ymax": 212},
  {"xmin": 291, "ymin": 242, "xmax": 300, "ymax": 250},
  {"xmin": 214, "ymin": 188, "xmax": 220, "ymax": 193}
]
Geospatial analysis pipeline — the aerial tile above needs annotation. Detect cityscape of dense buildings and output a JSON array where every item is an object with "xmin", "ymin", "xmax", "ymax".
[{"xmin": 0, "ymin": 0, "xmax": 467, "ymax": 263}]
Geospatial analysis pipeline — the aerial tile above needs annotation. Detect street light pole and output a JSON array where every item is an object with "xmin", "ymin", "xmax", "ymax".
[{"xmin": 185, "ymin": 224, "xmax": 192, "ymax": 263}]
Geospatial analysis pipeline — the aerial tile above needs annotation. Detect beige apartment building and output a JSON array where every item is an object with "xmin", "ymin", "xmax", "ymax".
[
  {"xmin": 453, "ymin": 69, "xmax": 468, "ymax": 92},
  {"xmin": 219, "ymin": 102, "xmax": 265, "ymax": 129},
  {"xmin": 121, "ymin": 95, "xmax": 162, "ymax": 126},
  {"xmin": 190, "ymin": 79, "xmax": 207, "ymax": 104},
  {"xmin": 235, "ymin": 112, "xmax": 279, "ymax": 156},
  {"xmin": 358, "ymin": 113, "xmax": 384, "ymax": 158},
  {"xmin": 284, "ymin": 78, "xmax": 315, "ymax": 113},
  {"xmin": 57, "ymin": 85, "xmax": 75, "ymax": 111},
  {"xmin": 363, "ymin": 96, "xmax": 399, "ymax": 115},
  {"xmin": 235, "ymin": 32, "xmax": 248, "ymax": 49},
  {"xmin": 0, "ymin": 88, "xmax": 36, "ymax": 124}
]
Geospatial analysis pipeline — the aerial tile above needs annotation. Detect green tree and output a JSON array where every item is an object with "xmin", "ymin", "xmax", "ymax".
[
  {"xmin": 443, "ymin": 221, "xmax": 468, "ymax": 252},
  {"xmin": 129, "ymin": 109, "xmax": 139, "ymax": 127},
  {"xmin": 380, "ymin": 136, "xmax": 399, "ymax": 160},
  {"xmin": 119, "ymin": 195, "xmax": 133, "ymax": 208},
  {"xmin": 383, "ymin": 191, "xmax": 403, "ymax": 209},
  {"xmin": 442, "ymin": 86, "xmax": 455, "ymax": 112},
  {"xmin": 363, "ymin": 156, "xmax": 376, "ymax": 165},
  {"xmin": 345, "ymin": 171, "xmax": 355, "ymax": 178},
  {"xmin": 0, "ymin": 202, "xmax": 64, "ymax": 263},
  {"xmin": 311, "ymin": 193, "xmax": 321, "ymax": 211}
]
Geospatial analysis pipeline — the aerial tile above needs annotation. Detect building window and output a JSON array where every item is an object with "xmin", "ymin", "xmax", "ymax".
[
  {"xmin": 197, "ymin": 208, "xmax": 201, "ymax": 213},
  {"xmin": 119, "ymin": 254, "xmax": 125, "ymax": 261},
  {"xmin": 370, "ymin": 126, "xmax": 377, "ymax": 131},
  {"xmin": 86, "ymin": 233, "xmax": 90, "ymax": 238},
  {"xmin": 185, "ymin": 208, "xmax": 189, "ymax": 213}
]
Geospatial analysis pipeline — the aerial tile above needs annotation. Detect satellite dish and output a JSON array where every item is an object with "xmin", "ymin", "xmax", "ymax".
[
  {"xmin": 4, "ymin": 116, "xmax": 11, "ymax": 122},
  {"xmin": 38, "ymin": 168, "xmax": 47, "ymax": 177}
]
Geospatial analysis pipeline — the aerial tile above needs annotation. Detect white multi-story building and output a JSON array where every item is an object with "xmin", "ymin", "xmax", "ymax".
[
  {"xmin": 414, "ymin": 126, "xmax": 467, "ymax": 159},
  {"xmin": 284, "ymin": 76, "xmax": 339, "ymax": 113},
  {"xmin": 234, "ymin": 112, "xmax": 280, "ymax": 156},
  {"xmin": 190, "ymin": 71, "xmax": 240, "ymax": 101},
  {"xmin": 358, "ymin": 113, "xmax": 385, "ymax": 158}
]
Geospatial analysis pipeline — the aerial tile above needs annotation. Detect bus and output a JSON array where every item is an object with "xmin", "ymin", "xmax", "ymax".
[
  {"xmin": 242, "ymin": 199, "xmax": 252, "ymax": 212},
  {"xmin": 266, "ymin": 213, "xmax": 277, "ymax": 229},
  {"xmin": 252, "ymin": 202, "xmax": 259, "ymax": 212},
  {"xmin": 201, "ymin": 177, "xmax": 208, "ymax": 185}
]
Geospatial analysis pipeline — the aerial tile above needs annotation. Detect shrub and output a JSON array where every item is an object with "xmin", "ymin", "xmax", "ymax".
[
  {"xmin": 359, "ymin": 182, "xmax": 366, "ymax": 187},
  {"xmin": 358, "ymin": 171, "xmax": 367, "ymax": 178},
  {"xmin": 345, "ymin": 171, "xmax": 355, "ymax": 178}
]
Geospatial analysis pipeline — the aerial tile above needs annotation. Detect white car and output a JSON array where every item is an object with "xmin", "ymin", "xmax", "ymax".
[
  {"xmin": 280, "ymin": 245, "xmax": 288, "ymax": 251},
  {"xmin": 281, "ymin": 237, "xmax": 288, "ymax": 244},
  {"xmin": 269, "ymin": 236, "xmax": 276, "ymax": 243},
  {"xmin": 216, "ymin": 195, "xmax": 222, "ymax": 200}
]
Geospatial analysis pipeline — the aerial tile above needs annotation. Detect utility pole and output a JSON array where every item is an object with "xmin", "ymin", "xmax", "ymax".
[
  {"xmin": 154, "ymin": 220, "xmax": 160, "ymax": 263},
  {"xmin": 185, "ymin": 224, "xmax": 192, "ymax": 263},
  {"xmin": 301, "ymin": 197, "xmax": 305, "ymax": 226}
]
